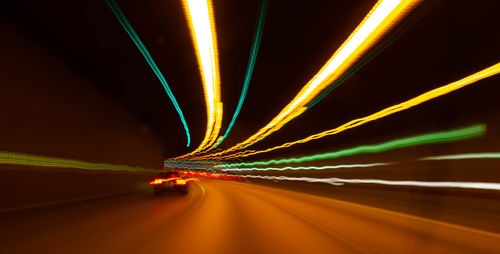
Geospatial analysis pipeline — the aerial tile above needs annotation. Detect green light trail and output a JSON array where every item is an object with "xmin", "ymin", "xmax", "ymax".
[
  {"xmin": 222, "ymin": 124, "xmax": 486, "ymax": 167},
  {"xmin": 0, "ymin": 151, "xmax": 156, "ymax": 172},
  {"xmin": 106, "ymin": 0, "xmax": 191, "ymax": 147},
  {"xmin": 215, "ymin": 0, "xmax": 268, "ymax": 148}
]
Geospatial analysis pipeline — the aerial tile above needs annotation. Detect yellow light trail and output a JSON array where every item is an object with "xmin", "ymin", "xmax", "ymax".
[
  {"xmin": 197, "ymin": 63, "xmax": 500, "ymax": 160},
  {"xmin": 181, "ymin": 0, "xmax": 223, "ymax": 155},
  {"xmin": 182, "ymin": 0, "xmax": 421, "ymax": 160}
]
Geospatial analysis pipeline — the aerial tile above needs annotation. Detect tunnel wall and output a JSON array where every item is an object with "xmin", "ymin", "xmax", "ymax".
[
  {"xmin": 0, "ymin": 167, "xmax": 156, "ymax": 212},
  {"xmin": 0, "ymin": 24, "xmax": 163, "ymax": 211}
]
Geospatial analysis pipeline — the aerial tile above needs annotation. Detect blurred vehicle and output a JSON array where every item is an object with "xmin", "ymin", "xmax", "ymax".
[{"xmin": 149, "ymin": 171, "xmax": 198, "ymax": 195}]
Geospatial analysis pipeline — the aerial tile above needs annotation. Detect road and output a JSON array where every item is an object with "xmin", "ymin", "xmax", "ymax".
[{"xmin": 1, "ymin": 180, "xmax": 499, "ymax": 254}]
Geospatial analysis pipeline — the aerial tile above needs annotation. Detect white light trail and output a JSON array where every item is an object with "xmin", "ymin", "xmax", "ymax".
[
  {"xmin": 220, "ymin": 162, "xmax": 392, "ymax": 171},
  {"xmin": 420, "ymin": 153, "xmax": 500, "ymax": 161},
  {"xmin": 240, "ymin": 175, "xmax": 500, "ymax": 191}
]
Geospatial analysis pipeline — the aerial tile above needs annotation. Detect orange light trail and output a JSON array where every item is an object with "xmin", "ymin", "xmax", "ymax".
[
  {"xmin": 180, "ymin": 0, "xmax": 223, "ymax": 155},
  {"xmin": 198, "ymin": 63, "xmax": 500, "ymax": 160},
  {"xmin": 181, "ymin": 0, "xmax": 421, "ymax": 160}
]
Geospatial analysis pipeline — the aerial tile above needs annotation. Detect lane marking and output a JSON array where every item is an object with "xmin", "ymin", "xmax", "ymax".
[{"xmin": 197, "ymin": 182, "xmax": 206, "ymax": 198}]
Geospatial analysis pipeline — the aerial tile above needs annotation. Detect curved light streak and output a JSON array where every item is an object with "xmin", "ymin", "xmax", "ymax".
[
  {"xmin": 181, "ymin": 0, "xmax": 223, "ymax": 154},
  {"xmin": 221, "ymin": 124, "xmax": 485, "ymax": 167},
  {"xmin": 215, "ymin": 0, "xmax": 269, "ymax": 148},
  {"xmin": 200, "ymin": 63, "xmax": 500, "ymax": 160},
  {"xmin": 106, "ymin": 0, "xmax": 191, "ymax": 147},
  {"xmin": 306, "ymin": 2, "xmax": 430, "ymax": 109},
  {"xmin": 194, "ymin": 0, "xmax": 422, "ymax": 159}
]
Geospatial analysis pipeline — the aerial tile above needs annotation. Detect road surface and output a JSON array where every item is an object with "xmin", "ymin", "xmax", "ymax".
[{"xmin": 1, "ymin": 180, "xmax": 499, "ymax": 253}]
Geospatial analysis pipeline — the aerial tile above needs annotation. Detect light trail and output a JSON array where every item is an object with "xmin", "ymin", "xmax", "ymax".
[
  {"xmin": 215, "ymin": 0, "xmax": 269, "ymax": 148},
  {"xmin": 220, "ymin": 124, "xmax": 485, "ymax": 167},
  {"xmin": 165, "ymin": 151, "xmax": 500, "ymax": 172},
  {"xmin": 0, "ymin": 151, "xmax": 156, "ymax": 172},
  {"xmin": 164, "ymin": 151, "xmax": 500, "ymax": 171},
  {"xmin": 180, "ymin": 0, "xmax": 223, "ymax": 154},
  {"xmin": 421, "ymin": 153, "xmax": 500, "ymax": 161},
  {"xmin": 192, "ymin": 0, "xmax": 422, "ymax": 159},
  {"xmin": 105, "ymin": 0, "xmax": 191, "ymax": 147},
  {"xmin": 306, "ymin": 1, "xmax": 432, "ymax": 109},
  {"xmin": 220, "ymin": 162, "xmax": 391, "ymax": 171},
  {"xmin": 240, "ymin": 175, "xmax": 500, "ymax": 191},
  {"xmin": 198, "ymin": 62, "xmax": 500, "ymax": 160}
]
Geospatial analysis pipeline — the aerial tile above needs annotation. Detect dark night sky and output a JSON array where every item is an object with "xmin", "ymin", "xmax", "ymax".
[{"xmin": 1, "ymin": 0, "xmax": 499, "ymax": 160}]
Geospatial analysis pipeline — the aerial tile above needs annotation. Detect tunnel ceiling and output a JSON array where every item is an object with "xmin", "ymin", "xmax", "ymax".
[{"xmin": 1, "ymin": 0, "xmax": 499, "ymax": 159}]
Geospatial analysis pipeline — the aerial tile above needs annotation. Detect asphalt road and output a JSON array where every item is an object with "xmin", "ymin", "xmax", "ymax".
[{"xmin": 1, "ymin": 180, "xmax": 499, "ymax": 254}]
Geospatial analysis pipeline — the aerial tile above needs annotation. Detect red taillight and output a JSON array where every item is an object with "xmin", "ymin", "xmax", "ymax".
[
  {"xmin": 174, "ymin": 178, "xmax": 200, "ymax": 185},
  {"xmin": 151, "ymin": 176, "xmax": 200, "ymax": 186},
  {"xmin": 175, "ymin": 179, "xmax": 187, "ymax": 185},
  {"xmin": 149, "ymin": 179, "xmax": 164, "ymax": 185}
]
